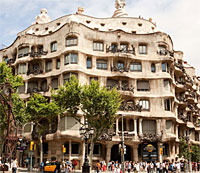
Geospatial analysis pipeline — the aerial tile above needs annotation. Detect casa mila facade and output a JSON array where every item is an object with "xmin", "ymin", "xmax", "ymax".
[{"xmin": 1, "ymin": 0, "xmax": 200, "ymax": 169}]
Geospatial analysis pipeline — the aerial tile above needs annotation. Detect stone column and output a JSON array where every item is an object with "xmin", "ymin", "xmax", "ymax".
[
  {"xmin": 106, "ymin": 144, "xmax": 112, "ymax": 166},
  {"xmin": 133, "ymin": 145, "xmax": 138, "ymax": 162},
  {"xmin": 156, "ymin": 119, "xmax": 161, "ymax": 135},
  {"xmin": 116, "ymin": 118, "xmax": 119, "ymax": 135},
  {"xmin": 176, "ymin": 125, "xmax": 179, "ymax": 140},
  {"xmin": 139, "ymin": 119, "xmax": 143, "ymax": 135},
  {"xmin": 69, "ymin": 140, "xmax": 72, "ymax": 161},
  {"xmin": 171, "ymin": 143, "xmax": 175, "ymax": 158},
  {"xmin": 134, "ymin": 119, "xmax": 137, "ymax": 137}
]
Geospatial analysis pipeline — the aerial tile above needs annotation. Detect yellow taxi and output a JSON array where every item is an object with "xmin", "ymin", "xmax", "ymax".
[{"xmin": 44, "ymin": 162, "xmax": 60, "ymax": 173}]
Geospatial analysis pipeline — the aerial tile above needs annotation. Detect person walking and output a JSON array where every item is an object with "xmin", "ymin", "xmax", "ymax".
[{"xmin": 12, "ymin": 158, "xmax": 18, "ymax": 173}]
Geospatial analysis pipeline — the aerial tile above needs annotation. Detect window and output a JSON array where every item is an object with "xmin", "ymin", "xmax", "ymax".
[
  {"xmin": 117, "ymin": 61, "xmax": 124, "ymax": 69},
  {"xmin": 164, "ymin": 80, "xmax": 170, "ymax": 91},
  {"xmin": 56, "ymin": 59, "xmax": 60, "ymax": 69},
  {"xmin": 120, "ymin": 43, "xmax": 128, "ymax": 52},
  {"xmin": 60, "ymin": 116, "xmax": 80, "ymax": 131},
  {"xmin": 52, "ymin": 78, "xmax": 58, "ymax": 89},
  {"xmin": 166, "ymin": 120, "xmax": 173, "ymax": 133},
  {"xmin": 87, "ymin": 57, "xmax": 92, "ymax": 69},
  {"xmin": 66, "ymin": 36, "xmax": 78, "ymax": 47},
  {"xmin": 111, "ymin": 43, "xmax": 117, "ymax": 53},
  {"xmin": 46, "ymin": 61, "xmax": 52, "ymax": 72},
  {"xmin": 90, "ymin": 77, "xmax": 98, "ymax": 83},
  {"xmin": 43, "ymin": 142, "xmax": 48, "ymax": 155},
  {"xmin": 151, "ymin": 63, "xmax": 156, "ymax": 72},
  {"xmin": 18, "ymin": 47, "xmax": 29, "ymax": 58},
  {"xmin": 137, "ymin": 80, "xmax": 150, "ymax": 91},
  {"xmin": 164, "ymin": 99, "xmax": 171, "ymax": 111},
  {"xmin": 162, "ymin": 62, "xmax": 169, "ymax": 72},
  {"xmin": 158, "ymin": 45, "xmax": 167, "ymax": 55},
  {"xmin": 107, "ymin": 79, "xmax": 118, "ymax": 89},
  {"xmin": 142, "ymin": 120, "xmax": 156, "ymax": 134},
  {"xmin": 64, "ymin": 142, "xmax": 69, "ymax": 155},
  {"xmin": 51, "ymin": 42, "xmax": 57, "ymax": 52},
  {"xmin": 139, "ymin": 100, "xmax": 150, "ymax": 111},
  {"xmin": 18, "ymin": 83, "xmax": 25, "ymax": 94},
  {"xmin": 18, "ymin": 63, "xmax": 26, "ymax": 74},
  {"xmin": 63, "ymin": 73, "xmax": 78, "ymax": 84},
  {"xmin": 93, "ymin": 41, "xmax": 104, "ymax": 51},
  {"xmin": 72, "ymin": 143, "xmax": 80, "ymax": 155},
  {"xmin": 97, "ymin": 59, "xmax": 107, "ymax": 70},
  {"xmin": 93, "ymin": 144, "xmax": 101, "ymax": 155},
  {"xmin": 41, "ymin": 80, "xmax": 48, "ymax": 92},
  {"xmin": 65, "ymin": 53, "xmax": 78, "ymax": 65},
  {"xmin": 138, "ymin": 44, "xmax": 147, "ymax": 54},
  {"xmin": 130, "ymin": 62, "xmax": 142, "ymax": 72},
  {"xmin": 27, "ymin": 81, "xmax": 38, "ymax": 93}
]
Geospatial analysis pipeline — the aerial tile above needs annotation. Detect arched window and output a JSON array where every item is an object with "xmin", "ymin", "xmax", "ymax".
[{"xmin": 66, "ymin": 36, "xmax": 78, "ymax": 47}]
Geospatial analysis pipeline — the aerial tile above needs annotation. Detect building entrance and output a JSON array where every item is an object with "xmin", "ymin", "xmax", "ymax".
[
  {"xmin": 111, "ymin": 144, "xmax": 132, "ymax": 162},
  {"xmin": 139, "ymin": 142, "xmax": 158, "ymax": 162}
]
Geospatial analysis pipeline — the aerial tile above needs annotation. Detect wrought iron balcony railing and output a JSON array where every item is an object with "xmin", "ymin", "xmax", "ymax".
[
  {"xmin": 119, "ymin": 101, "xmax": 142, "ymax": 112},
  {"xmin": 138, "ymin": 131, "xmax": 163, "ymax": 142}
]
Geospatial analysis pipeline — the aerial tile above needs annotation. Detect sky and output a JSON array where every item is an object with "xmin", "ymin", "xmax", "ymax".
[{"xmin": 0, "ymin": 0, "xmax": 200, "ymax": 75}]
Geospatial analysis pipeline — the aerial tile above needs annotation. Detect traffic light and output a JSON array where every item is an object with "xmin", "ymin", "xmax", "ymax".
[
  {"xmin": 62, "ymin": 145, "xmax": 66, "ymax": 153},
  {"xmin": 160, "ymin": 148, "xmax": 163, "ymax": 155},
  {"xmin": 30, "ymin": 141, "xmax": 34, "ymax": 151},
  {"xmin": 34, "ymin": 144, "xmax": 36, "ymax": 151}
]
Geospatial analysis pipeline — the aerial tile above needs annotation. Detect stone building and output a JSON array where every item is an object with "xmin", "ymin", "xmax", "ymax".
[{"xmin": 1, "ymin": 0, "xmax": 200, "ymax": 169}]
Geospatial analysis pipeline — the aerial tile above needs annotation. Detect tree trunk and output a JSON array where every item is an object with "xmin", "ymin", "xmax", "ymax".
[
  {"xmin": 57, "ymin": 114, "xmax": 61, "ymax": 132},
  {"xmin": 40, "ymin": 136, "xmax": 43, "ymax": 164},
  {"xmin": 89, "ymin": 140, "xmax": 94, "ymax": 171}
]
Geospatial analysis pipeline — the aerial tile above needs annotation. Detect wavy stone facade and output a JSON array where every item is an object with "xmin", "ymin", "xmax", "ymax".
[{"xmin": 1, "ymin": 5, "xmax": 200, "ymax": 169}]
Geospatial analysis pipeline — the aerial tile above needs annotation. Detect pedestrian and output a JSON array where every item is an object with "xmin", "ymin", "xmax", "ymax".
[
  {"xmin": 96, "ymin": 160, "xmax": 101, "ymax": 173},
  {"xmin": 72, "ymin": 159, "xmax": 77, "ymax": 172},
  {"xmin": 12, "ymin": 158, "xmax": 18, "ymax": 173}
]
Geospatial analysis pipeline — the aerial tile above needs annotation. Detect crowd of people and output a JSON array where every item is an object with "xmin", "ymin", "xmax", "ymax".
[{"xmin": 96, "ymin": 160, "xmax": 200, "ymax": 173}]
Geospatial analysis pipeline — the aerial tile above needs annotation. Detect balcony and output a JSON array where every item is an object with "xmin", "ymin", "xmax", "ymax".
[
  {"xmin": 27, "ymin": 68, "xmax": 43, "ymax": 76},
  {"xmin": 111, "ymin": 65, "xmax": 129, "ymax": 73},
  {"xmin": 30, "ymin": 50, "xmax": 48, "ymax": 58},
  {"xmin": 119, "ymin": 101, "xmax": 142, "ymax": 112},
  {"xmin": 106, "ymin": 45, "xmax": 135, "ymax": 55},
  {"xmin": 138, "ymin": 131, "xmax": 163, "ymax": 142},
  {"xmin": 27, "ymin": 86, "xmax": 49, "ymax": 94},
  {"xmin": 174, "ymin": 62, "xmax": 185, "ymax": 72},
  {"xmin": 107, "ymin": 83, "xmax": 134, "ymax": 93}
]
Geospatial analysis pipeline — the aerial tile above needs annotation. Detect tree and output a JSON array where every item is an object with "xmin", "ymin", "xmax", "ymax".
[
  {"xmin": 53, "ymin": 76, "xmax": 121, "ymax": 167},
  {"xmin": 178, "ymin": 137, "xmax": 191, "ymax": 160},
  {"xmin": 52, "ymin": 75, "xmax": 82, "ymax": 131},
  {"xmin": 0, "ymin": 62, "xmax": 25, "ymax": 155},
  {"xmin": 191, "ymin": 145, "xmax": 200, "ymax": 162},
  {"xmin": 26, "ymin": 93, "xmax": 58, "ymax": 163},
  {"xmin": 81, "ymin": 80, "xmax": 121, "ymax": 165}
]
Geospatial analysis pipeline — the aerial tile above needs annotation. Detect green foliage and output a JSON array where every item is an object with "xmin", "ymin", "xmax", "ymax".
[
  {"xmin": 12, "ymin": 93, "xmax": 27, "ymax": 125},
  {"xmin": 0, "ymin": 62, "xmax": 25, "ymax": 141},
  {"xmin": 26, "ymin": 93, "xmax": 58, "ymax": 125},
  {"xmin": 52, "ymin": 75, "xmax": 82, "ymax": 117},
  {"xmin": 178, "ymin": 137, "xmax": 191, "ymax": 161},
  {"xmin": 0, "ymin": 62, "xmax": 23, "ymax": 90},
  {"xmin": 81, "ymin": 80, "xmax": 121, "ymax": 140},
  {"xmin": 191, "ymin": 145, "xmax": 200, "ymax": 162}
]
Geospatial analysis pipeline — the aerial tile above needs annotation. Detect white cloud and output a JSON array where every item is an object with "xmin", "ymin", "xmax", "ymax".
[{"xmin": 0, "ymin": 0, "xmax": 199, "ymax": 74}]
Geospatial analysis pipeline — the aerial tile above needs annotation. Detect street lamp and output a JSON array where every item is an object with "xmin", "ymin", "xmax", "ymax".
[
  {"xmin": 119, "ymin": 114, "xmax": 125, "ymax": 173},
  {"xmin": 79, "ymin": 118, "xmax": 94, "ymax": 173}
]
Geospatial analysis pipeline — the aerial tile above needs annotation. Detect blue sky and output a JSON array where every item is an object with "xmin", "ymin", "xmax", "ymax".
[{"xmin": 0, "ymin": 0, "xmax": 200, "ymax": 74}]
